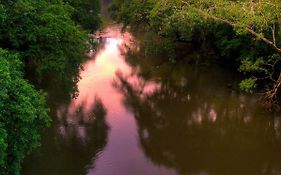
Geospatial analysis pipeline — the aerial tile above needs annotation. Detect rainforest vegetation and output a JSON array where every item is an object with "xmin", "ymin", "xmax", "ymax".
[
  {"xmin": 0, "ymin": 0, "xmax": 101, "ymax": 174},
  {"xmin": 109, "ymin": 0, "xmax": 281, "ymax": 110}
]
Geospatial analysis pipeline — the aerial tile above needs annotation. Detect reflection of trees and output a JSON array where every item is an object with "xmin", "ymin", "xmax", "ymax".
[
  {"xmin": 113, "ymin": 63, "xmax": 281, "ymax": 175},
  {"xmin": 23, "ymin": 97, "xmax": 109, "ymax": 175}
]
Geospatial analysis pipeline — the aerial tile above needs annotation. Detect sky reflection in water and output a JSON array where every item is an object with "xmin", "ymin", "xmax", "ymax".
[{"xmin": 83, "ymin": 25, "xmax": 176, "ymax": 175}]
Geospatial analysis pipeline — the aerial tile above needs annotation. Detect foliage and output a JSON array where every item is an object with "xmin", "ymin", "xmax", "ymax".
[
  {"xmin": 0, "ymin": 0, "xmax": 91, "ymax": 95},
  {"xmin": 0, "ymin": 49, "xmax": 50, "ymax": 175},
  {"xmin": 64, "ymin": 0, "xmax": 101, "ymax": 32},
  {"xmin": 0, "ymin": 0, "xmax": 101, "ymax": 174},
  {"xmin": 239, "ymin": 77, "xmax": 257, "ymax": 93},
  {"xmin": 109, "ymin": 0, "xmax": 155, "ymax": 27},
  {"xmin": 110, "ymin": 0, "xmax": 281, "ymax": 110}
]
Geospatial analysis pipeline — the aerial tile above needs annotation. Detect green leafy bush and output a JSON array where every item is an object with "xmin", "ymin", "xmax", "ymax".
[{"xmin": 0, "ymin": 49, "xmax": 50, "ymax": 175}]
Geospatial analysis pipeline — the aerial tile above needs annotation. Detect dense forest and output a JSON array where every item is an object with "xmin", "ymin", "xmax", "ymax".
[
  {"xmin": 0, "ymin": 0, "xmax": 101, "ymax": 174},
  {"xmin": 109, "ymin": 0, "xmax": 281, "ymax": 110}
]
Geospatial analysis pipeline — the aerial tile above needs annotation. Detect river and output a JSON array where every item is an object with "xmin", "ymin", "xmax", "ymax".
[{"xmin": 22, "ymin": 23, "xmax": 281, "ymax": 175}]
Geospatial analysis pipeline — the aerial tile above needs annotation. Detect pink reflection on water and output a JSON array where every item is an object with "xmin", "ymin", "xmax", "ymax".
[
  {"xmin": 89, "ymin": 25, "xmax": 176, "ymax": 175},
  {"xmin": 56, "ymin": 25, "xmax": 176, "ymax": 175},
  {"xmin": 57, "ymin": 24, "xmax": 161, "ymax": 139},
  {"xmin": 65, "ymin": 27, "xmax": 134, "ymax": 124}
]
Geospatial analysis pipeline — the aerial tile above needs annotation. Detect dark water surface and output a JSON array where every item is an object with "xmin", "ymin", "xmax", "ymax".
[{"xmin": 22, "ymin": 24, "xmax": 281, "ymax": 175}]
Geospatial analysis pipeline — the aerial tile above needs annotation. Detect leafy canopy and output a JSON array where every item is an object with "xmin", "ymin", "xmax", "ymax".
[{"xmin": 0, "ymin": 49, "xmax": 50, "ymax": 175}]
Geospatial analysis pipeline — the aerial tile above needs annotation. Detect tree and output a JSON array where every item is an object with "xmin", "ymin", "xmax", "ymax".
[
  {"xmin": 178, "ymin": 0, "xmax": 281, "ymax": 110},
  {"xmin": 110, "ymin": 0, "xmax": 281, "ymax": 110},
  {"xmin": 0, "ymin": 49, "xmax": 50, "ymax": 175},
  {"xmin": 0, "ymin": 0, "xmax": 89, "ymax": 96},
  {"xmin": 0, "ymin": 0, "xmax": 102, "ymax": 173},
  {"xmin": 109, "ymin": 0, "xmax": 154, "ymax": 27},
  {"xmin": 64, "ymin": 0, "xmax": 101, "ymax": 32}
]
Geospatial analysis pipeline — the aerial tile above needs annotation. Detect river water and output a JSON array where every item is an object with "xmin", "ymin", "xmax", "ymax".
[{"xmin": 22, "ymin": 24, "xmax": 281, "ymax": 175}]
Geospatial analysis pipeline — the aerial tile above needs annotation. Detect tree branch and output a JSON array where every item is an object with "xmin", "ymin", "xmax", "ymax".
[
  {"xmin": 272, "ymin": 23, "xmax": 276, "ymax": 46},
  {"xmin": 180, "ymin": 0, "xmax": 281, "ymax": 54},
  {"xmin": 197, "ymin": 10, "xmax": 281, "ymax": 54},
  {"xmin": 250, "ymin": 0, "xmax": 254, "ymax": 15}
]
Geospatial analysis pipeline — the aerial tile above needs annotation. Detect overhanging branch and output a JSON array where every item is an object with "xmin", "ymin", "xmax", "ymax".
[{"xmin": 197, "ymin": 10, "xmax": 281, "ymax": 54}]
